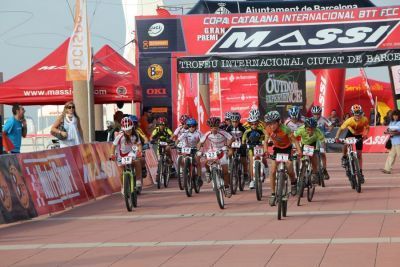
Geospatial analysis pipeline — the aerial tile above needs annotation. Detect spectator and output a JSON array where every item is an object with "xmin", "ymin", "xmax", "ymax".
[
  {"xmin": 383, "ymin": 110, "xmax": 393, "ymax": 126},
  {"xmin": 139, "ymin": 107, "xmax": 152, "ymax": 137},
  {"xmin": 3, "ymin": 104, "xmax": 27, "ymax": 153},
  {"xmin": 343, "ymin": 112, "xmax": 350, "ymax": 121},
  {"xmin": 382, "ymin": 109, "xmax": 400, "ymax": 174},
  {"xmin": 51, "ymin": 101, "xmax": 83, "ymax": 148},
  {"xmin": 106, "ymin": 121, "xmax": 116, "ymax": 142},
  {"xmin": 328, "ymin": 109, "xmax": 341, "ymax": 127}
]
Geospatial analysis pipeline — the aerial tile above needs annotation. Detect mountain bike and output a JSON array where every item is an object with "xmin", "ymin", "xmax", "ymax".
[
  {"xmin": 176, "ymin": 142, "xmax": 185, "ymax": 191},
  {"xmin": 297, "ymin": 145, "xmax": 316, "ymax": 206},
  {"xmin": 204, "ymin": 149, "xmax": 226, "ymax": 209},
  {"xmin": 229, "ymin": 139, "xmax": 244, "ymax": 194},
  {"xmin": 248, "ymin": 143, "xmax": 267, "ymax": 201},
  {"xmin": 181, "ymin": 147, "xmax": 201, "ymax": 197},
  {"xmin": 120, "ymin": 149, "xmax": 138, "ymax": 212},
  {"xmin": 339, "ymin": 137, "xmax": 363, "ymax": 193},
  {"xmin": 155, "ymin": 140, "xmax": 173, "ymax": 189},
  {"xmin": 270, "ymin": 153, "xmax": 292, "ymax": 220}
]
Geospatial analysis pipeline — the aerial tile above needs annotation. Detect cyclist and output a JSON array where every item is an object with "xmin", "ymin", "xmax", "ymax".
[
  {"xmin": 335, "ymin": 104, "xmax": 369, "ymax": 183},
  {"xmin": 311, "ymin": 105, "xmax": 332, "ymax": 180},
  {"xmin": 285, "ymin": 106, "xmax": 304, "ymax": 132},
  {"xmin": 177, "ymin": 118, "xmax": 203, "ymax": 187},
  {"xmin": 220, "ymin": 112, "xmax": 232, "ymax": 130},
  {"xmin": 198, "ymin": 117, "xmax": 234, "ymax": 196},
  {"xmin": 129, "ymin": 115, "xmax": 148, "ymax": 180},
  {"xmin": 264, "ymin": 111, "xmax": 302, "ymax": 206},
  {"xmin": 225, "ymin": 112, "xmax": 249, "ymax": 182},
  {"xmin": 294, "ymin": 117, "xmax": 326, "ymax": 184},
  {"xmin": 110, "ymin": 117, "xmax": 143, "ymax": 192},
  {"xmin": 242, "ymin": 112, "xmax": 268, "ymax": 189},
  {"xmin": 172, "ymin": 114, "xmax": 190, "ymax": 141},
  {"xmin": 150, "ymin": 117, "xmax": 174, "ymax": 165}
]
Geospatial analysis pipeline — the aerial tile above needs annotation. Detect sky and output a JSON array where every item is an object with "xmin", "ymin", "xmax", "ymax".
[{"xmin": 0, "ymin": 0, "xmax": 398, "ymax": 125}]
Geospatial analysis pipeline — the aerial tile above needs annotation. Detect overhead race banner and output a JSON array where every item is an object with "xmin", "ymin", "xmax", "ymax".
[{"xmin": 188, "ymin": 0, "xmax": 375, "ymax": 15}]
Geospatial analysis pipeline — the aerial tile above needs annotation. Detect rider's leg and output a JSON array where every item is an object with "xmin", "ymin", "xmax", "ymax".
[
  {"xmin": 134, "ymin": 160, "xmax": 142, "ymax": 184},
  {"xmin": 268, "ymin": 160, "xmax": 277, "ymax": 206},
  {"xmin": 311, "ymin": 155, "xmax": 319, "ymax": 184},
  {"xmin": 287, "ymin": 161, "xmax": 297, "ymax": 195}
]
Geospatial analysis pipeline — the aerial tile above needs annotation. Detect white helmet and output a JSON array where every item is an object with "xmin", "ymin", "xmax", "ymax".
[{"xmin": 249, "ymin": 108, "xmax": 260, "ymax": 121}]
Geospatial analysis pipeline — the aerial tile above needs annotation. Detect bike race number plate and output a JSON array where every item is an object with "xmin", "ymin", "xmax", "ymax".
[
  {"xmin": 254, "ymin": 146, "xmax": 264, "ymax": 156},
  {"xmin": 177, "ymin": 142, "xmax": 184, "ymax": 148},
  {"xmin": 121, "ymin": 156, "xmax": 133, "ymax": 165},
  {"xmin": 231, "ymin": 141, "xmax": 241, "ymax": 148},
  {"xmin": 159, "ymin": 141, "xmax": 168, "ymax": 146},
  {"xmin": 206, "ymin": 151, "xmax": 219, "ymax": 160},
  {"xmin": 182, "ymin": 147, "xmax": 192, "ymax": 155},
  {"xmin": 345, "ymin": 137, "xmax": 357, "ymax": 144},
  {"xmin": 276, "ymin": 153, "xmax": 289, "ymax": 162},
  {"xmin": 303, "ymin": 145, "xmax": 315, "ymax": 156}
]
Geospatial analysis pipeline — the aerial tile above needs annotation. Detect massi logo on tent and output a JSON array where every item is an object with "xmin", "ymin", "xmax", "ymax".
[
  {"xmin": 208, "ymin": 20, "xmax": 399, "ymax": 54},
  {"xmin": 148, "ymin": 23, "xmax": 165, "ymax": 37},
  {"xmin": 215, "ymin": 3, "xmax": 231, "ymax": 14}
]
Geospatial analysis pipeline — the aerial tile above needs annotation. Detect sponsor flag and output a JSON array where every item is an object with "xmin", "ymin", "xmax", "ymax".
[
  {"xmin": 360, "ymin": 68, "xmax": 375, "ymax": 106},
  {"xmin": 66, "ymin": 0, "xmax": 91, "ymax": 81}
]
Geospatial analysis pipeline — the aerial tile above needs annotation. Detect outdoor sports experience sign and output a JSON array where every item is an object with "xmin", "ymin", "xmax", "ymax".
[{"xmin": 136, "ymin": 5, "xmax": 400, "ymax": 72}]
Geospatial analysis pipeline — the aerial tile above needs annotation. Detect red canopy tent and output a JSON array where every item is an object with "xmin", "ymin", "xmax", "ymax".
[{"xmin": 0, "ymin": 39, "xmax": 141, "ymax": 105}]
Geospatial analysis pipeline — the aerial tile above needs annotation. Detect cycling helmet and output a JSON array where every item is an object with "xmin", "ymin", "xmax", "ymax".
[
  {"xmin": 248, "ymin": 131, "xmax": 261, "ymax": 144},
  {"xmin": 186, "ymin": 118, "xmax": 197, "ymax": 127},
  {"xmin": 311, "ymin": 105, "xmax": 322, "ymax": 114},
  {"xmin": 247, "ymin": 114, "xmax": 259, "ymax": 123},
  {"xmin": 224, "ymin": 112, "xmax": 233, "ymax": 120},
  {"xmin": 264, "ymin": 110, "xmax": 281, "ymax": 123},
  {"xmin": 304, "ymin": 117, "xmax": 318, "ymax": 128},
  {"xmin": 129, "ymin": 115, "xmax": 138, "ymax": 123},
  {"xmin": 249, "ymin": 108, "xmax": 260, "ymax": 120},
  {"xmin": 230, "ymin": 112, "xmax": 241, "ymax": 122},
  {"xmin": 121, "ymin": 117, "xmax": 134, "ymax": 131},
  {"xmin": 179, "ymin": 114, "xmax": 190, "ymax": 124},
  {"xmin": 351, "ymin": 104, "xmax": 363, "ymax": 115},
  {"xmin": 288, "ymin": 106, "xmax": 300, "ymax": 119},
  {"xmin": 207, "ymin": 117, "xmax": 221, "ymax": 127},
  {"xmin": 158, "ymin": 117, "xmax": 167, "ymax": 125}
]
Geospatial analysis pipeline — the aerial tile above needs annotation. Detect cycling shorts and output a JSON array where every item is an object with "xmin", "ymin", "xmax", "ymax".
[
  {"xmin": 273, "ymin": 145, "xmax": 292, "ymax": 160},
  {"xmin": 345, "ymin": 131, "xmax": 363, "ymax": 151}
]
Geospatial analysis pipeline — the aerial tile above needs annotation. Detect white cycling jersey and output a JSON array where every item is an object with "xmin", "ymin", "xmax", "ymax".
[
  {"xmin": 178, "ymin": 130, "xmax": 202, "ymax": 148},
  {"xmin": 316, "ymin": 116, "xmax": 332, "ymax": 133},
  {"xmin": 284, "ymin": 118, "xmax": 304, "ymax": 132},
  {"xmin": 200, "ymin": 130, "xmax": 233, "ymax": 151},
  {"xmin": 113, "ymin": 132, "xmax": 141, "ymax": 157},
  {"xmin": 173, "ymin": 125, "xmax": 188, "ymax": 138}
]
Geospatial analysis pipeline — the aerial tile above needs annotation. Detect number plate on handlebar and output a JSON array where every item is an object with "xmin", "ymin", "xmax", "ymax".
[
  {"xmin": 345, "ymin": 137, "xmax": 357, "ymax": 144},
  {"xmin": 206, "ymin": 151, "xmax": 219, "ymax": 160},
  {"xmin": 121, "ymin": 156, "xmax": 133, "ymax": 165},
  {"xmin": 254, "ymin": 146, "xmax": 264, "ymax": 156},
  {"xmin": 303, "ymin": 145, "xmax": 315, "ymax": 156},
  {"xmin": 182, "ymin": 147, "xmax": 192, "ymax": 155},
  {"xmin": 276, "ymin": 153, "xmax": 289, "ymax": 162},
  {"xmin": 159, "ymin": 141, "xmax": 168, "ymax": 146},
  {"xmin": 176, "ymin": 142, "xmax": 184, "ymax": 148},
  {"xmin": 231, "ymin": 141, "xmax": 241, "ymax": 148}
]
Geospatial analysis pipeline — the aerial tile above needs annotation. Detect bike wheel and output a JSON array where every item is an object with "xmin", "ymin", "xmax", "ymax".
[
  {"xmin": 193, "ymin": 164, "xmax": 201, "ymax": 194},
  {"xmin": 230, "ymin": 159, "xmax": 238, "ymax": 195},
  {"xmin": 315, "ymin": 152, "xmax": 325, "ymax": 188},
  {"xmin": 177, "ymin": 156, "xmax": 184, "ymax": 190},
  {"xmin": 212, "ymin": 167, "xmax": 224, "ymax": 209},
  {"xmin": 276, "ymin": 172, "xmax": 285, "ymax": 220},
  {"xmin": 297, "ymin": 165, "xmax": 306, "ymax": 206},
  {"xmin": 184, "ymin": 158, "xmax": 193, "ymax": 197},
  {"xmin": 124, "ymin": 173, "xmax": 133, "ymax": 212},
  {"xmin": 254, "ymin": 161, "xmax": 262, "ymax": 201},
  {"xmin": 164, "ymin": 162, "xmax": 171, "ymax": 188},
  {"xmin": 282, "ymin": 200, "xmax": 288, "ymax": 217},
  {"xmin": 132, "ymin": 175, "xmax": 137, "ymax": 208},
  {"xmin": 157, "ymin": 160, "xmax": 162, "ymax": 189},
  {"xmin": 307, "ymin": 177, "xmax": 315, "ymax": 202},
  {"xmin": 353, "ymin": 157, "xmax": 362, "ymax": 193},
  {"xmin": 136, "ymin": 176, "xmax": 143, "ymax": 195},
  {"xmin": 238, "ymin": 162, "xmax": 245, "ymax": 192}
]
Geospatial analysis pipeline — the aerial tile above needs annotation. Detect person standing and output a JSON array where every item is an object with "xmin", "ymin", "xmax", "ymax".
[
  {"xmin": 139, "ymin": 107, "xmax": 152, "ymax": 138},
  {"xmin": 51, "ymin": 101, "xmax": 83, "ymax": 148},
  {"xmin": 3, "ymin": 104, "xmax": 27, "ymax": 153},
  {"xmin": 382, "ymin": 109, "xmax": 400, "ymax": 174},
  {"xmin": 328, "ymin": 109, "xmax": 341, "ymax": 127}
]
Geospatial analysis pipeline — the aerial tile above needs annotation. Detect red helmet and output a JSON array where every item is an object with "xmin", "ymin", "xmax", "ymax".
[
  {"xmin": 158, "ymin": 117, "xmax": 167, "ymax": 125},
  {"xmin": 121, "ymin": 117, "xmax": 134, "ymax": 131},
  {"xmin": 207, "ymin": 117, "xmax": 221, "ymax": 127},
  {"xmin": 179, "ymin": 114, "xmax": 190, "ymax": 124}
]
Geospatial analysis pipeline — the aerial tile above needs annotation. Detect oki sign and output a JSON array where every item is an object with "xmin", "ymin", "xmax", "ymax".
[{"xmin": 146, "ymin": 88, "xmax": 167, "ymax": 96}]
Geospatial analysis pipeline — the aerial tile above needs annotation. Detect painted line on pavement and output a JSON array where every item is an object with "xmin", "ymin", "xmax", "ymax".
[
  {"xmin": 2, "ymin": 237, "xmax": 400, "ymax": 251},
  {"xmin": 46, "ymin": 209, "xmax": 400, "ymax": 222}
]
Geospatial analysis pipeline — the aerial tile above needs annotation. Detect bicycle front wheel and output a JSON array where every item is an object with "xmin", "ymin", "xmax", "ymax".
[
  {"xmin": 230, "ymin": 158, "xmax": 239, "ymax": 195},
  {"xmin": 157, "ymin": 160, "xmax": 163, "ymax": 189},
  {"xmin": 276, "ymin": 171, "xmax": 285, "ymax": 220},
  {"xmin": 352, "ymin": 157, "xmax": 362, "ymax": 193},
  {"xmin": 212, "ymin": 167, "xmax": 224, "ymax": 209},
  {"xmin": 124, "ymin": 173, "xmax": 133, "ymax": 212},
  {"xmin": 255, "ymin": 161, "xmax": 263, "ymax": 201},
  {"xmin": 183, "ymin": 158, "xmax": 193, "ymax": 197},
  {"xmin": 177, "ymin": 156, "xmax": 184, "ymax": 190},
  {"xmin": 297, "ymin": 164, "xmax": 306, "ymax": 206}
]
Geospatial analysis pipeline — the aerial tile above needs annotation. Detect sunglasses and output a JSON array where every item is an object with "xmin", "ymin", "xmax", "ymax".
[
  {"xmin": 189, "ymin": 125, "xmax": 196, "ymax": 128},
  {"xmin": 250, "ymin": 122, "xmax": 258, "ymax": 126},
  {"xmin": 67, "ymin": 105, "xmax": 75, "ymax": 109}
]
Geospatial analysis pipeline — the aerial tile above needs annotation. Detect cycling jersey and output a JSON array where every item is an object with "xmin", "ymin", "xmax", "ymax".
[
  {"xmin": 340, "ymin": 116, "xmax": 369, "ymax": 136},
  {"xmin": 151, "ymin": 127, "xmax": 173, "ymax": 141},
  {"xmin": 265, "ymin": 124, "xmax": 292, "ymax": 149},
  {"xmin": 243, "ymin": 121, "xmax": 265, "ymax": 132},
  {"xmin": 113, "ymin": 132, "xmax": 141, "ymax": 157},
  {"xmin": 316, "ymin": 116, "xmax": 332, "ymax": 133},
  {"xmin": 200, "ymin": 130, "xmax": 233, "ymax": 151},
  {"xmin": 178, "ymin": 130, "xmax": 202, "ymax": 148},
  {"xmin": 294, "ymin": 125, "xmax": 325, "ymax": 146},
  {"xmin": 219, "ymin": 123, "xmax": 230, "ymax": 131},
  {"xmin": 173, "ymin": 125, "xmax": 188, "ymax": 138},
  {"xmin": 226, "ymin": 124, "xmax": 247, "ymax": 141},
  {"xmin": 284, "ymin": 118, "xmax": 304, "ymax": 132},
  {"xmin": 136, "ymin": 127, "xmax": 147, "ymax": 144},
  {"xmin": 242, "ymin": 128, "xmax": 265, "ymax": 145}
]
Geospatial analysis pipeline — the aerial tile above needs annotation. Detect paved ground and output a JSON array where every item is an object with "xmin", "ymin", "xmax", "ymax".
[{"xmin": 1, "ymin": 153, "xmax": 400, "ymax": 267}]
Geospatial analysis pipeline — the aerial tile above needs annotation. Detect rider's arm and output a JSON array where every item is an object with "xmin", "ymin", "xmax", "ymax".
[
  {"xmin": 290, "ymin": 133, "xmax": 301, "ymax": 153},
  {"xmin": 150, "ymin": 128, "xmax": 159, "ymax": 142}
]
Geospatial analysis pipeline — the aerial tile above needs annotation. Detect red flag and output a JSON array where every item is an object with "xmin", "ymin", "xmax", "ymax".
[{"xmin": 360, "ymin": 68, "xmax": 375, "ymax": 107}]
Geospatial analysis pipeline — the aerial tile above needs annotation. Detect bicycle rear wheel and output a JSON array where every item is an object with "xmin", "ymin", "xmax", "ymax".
[
  {"xmin": 255, "ymin": 161, "xmax": 263, "ymax": 201},
  {"xmin": 177, "ymin": 156, "xmax": 184, "ymax": 190},
  {"xmin": 184, "ymin": 158, "xmax": 193, "ymax": 197},
  {"xmin": 124, "ymin": 173, "xmax": 133, "ymax": 212},
  {"xmin": 132, "ymin": 174, "xmax": 137, "ymax": 208}
]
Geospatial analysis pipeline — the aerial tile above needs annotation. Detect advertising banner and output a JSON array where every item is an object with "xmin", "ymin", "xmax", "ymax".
[
  {"xmin": 391, "ymin": 65, "xmax": 400, "ymax": 95},
  {"xmin": 188, "ymin": 0, "xmax": 375, "ymax": 15},
  {"xmin": 139, "ymin": 55, "xmax": 172, "ymax": 108},
  {"xmin": 258, "ymin": 70, "xmax": 306, "ymax": 117},
  {"xmin": 0, "ymin": 154, "xmax": 37, "ymax": 223},
  {"xmin": 18, "ymin": 148, "xmax": 88, "ymax": 216},
  {"xmin": 209, "ymin": 72, "xmax": 222, "ymax": 118}
]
